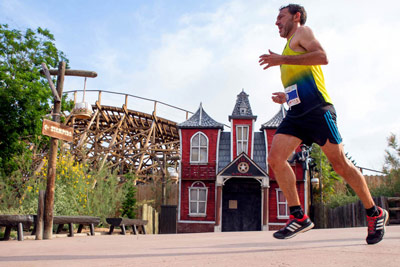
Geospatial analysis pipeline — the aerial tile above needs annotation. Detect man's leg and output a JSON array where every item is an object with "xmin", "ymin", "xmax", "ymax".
[
  {"xmin": 321, "ymin": 140, "xmax": 388, "ymax": 244},
  {"xmin": 320, "ymin": 140, "xmax": 374, "ymax": 208},
  {"xmin": 269, "ymin": 134, "xmax": 314, "ymax": 239},
  {"xmin": 268, "ymin": 133, "xmax": 302, "ymax": 206}
]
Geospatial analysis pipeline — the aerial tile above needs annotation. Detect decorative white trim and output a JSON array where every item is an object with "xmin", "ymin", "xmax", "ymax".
[
  {"xmin": 304, "ymin": 173, "xmax": 308, "ymax": 215},
  {"xmin": 216, "ymin": 129, "xmax": 221, "ymax": 175},
  {"xmin": 178, "ymin": 129, "xmax": 182, "ymax": 221},
  {"xmin": 262, "ymin": 177, "xmax": 270, "ymax": 188},
  {"xmin": 261, "ymin": 187, "xmax": 264, "ymax": 230},
  {"xmin": 178, "ymin": 220, "xmax": 215, "ymax": 224},
  {"xmin": 190, "ymin": 132, "xmax": 209, "ymax": 163},
  {"xmin": 230, "ymin": 121, "xmax": 233, "ymax": 161},
  {"xmin": 264, "ymin": 130, "xmax": 269, "ymax": 174},
  {"xmin": 251, "ymin": 119, "xmax": 255, "ymax": 159},
  {"xmin": 216, "ymin": 176, "xmax": 224, "ymax": 186},
  {"xmin": 214, "ymin": 225, "xmax": 221, "ymax": 232},
  {"xmin": 262, "ymin": 225, "xmax": 269, "ymax": 231}
]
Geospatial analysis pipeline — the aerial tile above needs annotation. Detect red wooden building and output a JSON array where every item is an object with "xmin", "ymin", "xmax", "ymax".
[{"xmin": 177, "ymin": 90, "xmax": 311, "ymax": 233}]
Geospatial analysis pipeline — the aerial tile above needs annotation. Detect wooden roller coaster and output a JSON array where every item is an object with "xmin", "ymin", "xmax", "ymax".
[{"xmin": 64, "ymin": 90, "xmax": 192, "ymax": 183}]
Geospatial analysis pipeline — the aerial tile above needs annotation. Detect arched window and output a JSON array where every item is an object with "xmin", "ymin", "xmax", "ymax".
[
  {"xmin": 190, "ymin": 132, "xmax": 208, "ymax": 163},
  {"xmin": 189, "ymin": 181, "xmax": 208, "ymax": 216}
]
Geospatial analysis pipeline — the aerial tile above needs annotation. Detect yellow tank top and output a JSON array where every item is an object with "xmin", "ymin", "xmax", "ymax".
[{"xmin": 281, "ymin": 34, "xmax": 332, "ymax": 116}]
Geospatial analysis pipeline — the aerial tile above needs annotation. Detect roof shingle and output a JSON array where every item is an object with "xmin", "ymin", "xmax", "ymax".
[
  {"xmin": 178, "ymin": 103, "xmax": 224, "ymax": 129},
  {"xmin": 261, "ymin": 105, "xmax": 287, "ymax": 129}
]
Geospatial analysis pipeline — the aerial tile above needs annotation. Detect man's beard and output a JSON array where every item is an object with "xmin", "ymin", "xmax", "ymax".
[{"xmin": 281, "ymin": 20, "xmax": 294, "ymax": 38}]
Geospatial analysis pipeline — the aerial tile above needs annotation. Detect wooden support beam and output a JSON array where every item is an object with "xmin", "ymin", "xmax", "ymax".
[
  {"xmin": 42, "ymin": 69, "xmax": 97, "ymax": 78},
  {"xmin": 41, "ymin": 63, "xmax": 60, "ymax": 102},
  {"xmin": 77, "ymin": 109, "xmax": 99, "ymax": 147},
  {"xmin": 137, "ymin": 122, "xmax": 155, "ymax": 172},
  {"xmin": 123, "ymin": 105, "xmax": 135, "ymax": 127},
  {"xmin": 96, "ymin": 101, "xmax": 110, "ymax": 123},
  {"xmin": 100, "ymin": 114, "xmax": 125, "ymax": 169}
]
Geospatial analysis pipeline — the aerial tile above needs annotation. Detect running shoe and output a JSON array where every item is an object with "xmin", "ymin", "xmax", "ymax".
[
  {"xmin": 366, "ymin": 206, "xmax": 389, "ymax": 245},
  {"xmin": 273, "ymin": 214, "xmax": 314, "ymax": 239}
]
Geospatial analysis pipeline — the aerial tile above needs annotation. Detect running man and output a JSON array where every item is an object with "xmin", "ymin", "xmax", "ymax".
[{"xmin": 259, "ymin": 4, "xmax": 388, "ymax": 244}]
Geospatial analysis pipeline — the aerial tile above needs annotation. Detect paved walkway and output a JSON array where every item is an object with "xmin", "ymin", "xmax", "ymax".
[{"xmin": 1, "ymin": 225, "xmax": 399, "ymax": 267}]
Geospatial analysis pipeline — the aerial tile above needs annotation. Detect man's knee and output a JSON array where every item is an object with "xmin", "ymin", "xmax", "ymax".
[
  {"xmin": 330, "ymin": 158, "xmax": 353, "ymax": 176},
  {"xmin": 268, "ymin": 153, "xmax": 286, "ymax": 170},
  {"xmin": 267, "ymin": 155, "xmax": 276, "ymax": 169}
]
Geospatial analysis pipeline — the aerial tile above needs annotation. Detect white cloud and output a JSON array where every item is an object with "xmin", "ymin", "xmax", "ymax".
[{"xmin": 2, "ymin": 0, "xmax": 400, "ymax": 172}]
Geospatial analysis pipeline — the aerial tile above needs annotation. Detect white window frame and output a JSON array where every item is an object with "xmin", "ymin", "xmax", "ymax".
[
  {"xmin": 188, "ymin": 181, "xmax": 208, "ymax": 217},
  {"xmin": 236, "ymin": 125, "xmax": 249, "ymax": 155},
  {"xmin": 190, "ymin": 132, "xmax": 208, "ymax": 163},
  {"xmin": 276, "ymin": 189, "xmax": 290, "ymax": 219}
]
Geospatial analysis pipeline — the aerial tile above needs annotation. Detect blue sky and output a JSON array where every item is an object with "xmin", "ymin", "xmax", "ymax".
[{"xmin": 1, "ymin": 0, "xmax": 399, "ymax": 174}]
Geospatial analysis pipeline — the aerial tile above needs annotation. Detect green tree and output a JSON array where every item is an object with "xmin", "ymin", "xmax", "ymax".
[
  {"xmin": 384, "ymin": 133, "xmax": 400, "ymax": 172},
  {"xmin": 121, "ymin": 174, "xmax": 137, "ymax": 219},
  {"xmin": 372, "ymin": 133, "xmax": 400, "ymax": 197},
  {"xmin": 0, "ymin": 24, "xmax": 70, "ymax": 174},
  {"xmin": 310, "ymin": 144, "xmax": 343, "ymax": 204}
]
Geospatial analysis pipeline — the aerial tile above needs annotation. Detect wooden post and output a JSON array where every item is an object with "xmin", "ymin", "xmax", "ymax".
[
  {"xmin": 17, "ymin": 223, "xmax": 24, "ymax": 241},
  {"xmin": 262, "ymin": 187, "xmax": 269, "ymax": 229},
  {"xmin": 215, "ymin": 186, "xmax": 222, "ymax": 226},
  {"xmin": 43, "ymin": 61, "xmax": 66, "ymax": 240},
  {"xmin": 35, "ymin": 190, "xmax": 45, "ymax": 240},
  {"xmin": 98, "ymin": 91, "xmax": 102, "ymax": 105},
  {"xmin": 162, "ymin": 154, "xmax": 167, "ymax": 205}
]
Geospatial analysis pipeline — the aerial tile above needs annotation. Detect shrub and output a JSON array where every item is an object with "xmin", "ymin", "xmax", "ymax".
[
  {"xmin": 0, "ymin": 150, "xmax": 137, "ymax": 226},
  {"xmin": 121, "ymin": 174, "xmax": 137, "ymax": 219}
]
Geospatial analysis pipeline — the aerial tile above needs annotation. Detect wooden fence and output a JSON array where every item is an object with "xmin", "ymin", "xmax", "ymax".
[
  {"xmin": 135, "ymin": 183, "xmax": 178, "ymax": 234},
  {"xmin": 312, "ymin": 196, "xmax": 389, "ymax": 229},
  {"xmin": 136, "ymin": 183, "xmax": 178, "ymax": 207}
]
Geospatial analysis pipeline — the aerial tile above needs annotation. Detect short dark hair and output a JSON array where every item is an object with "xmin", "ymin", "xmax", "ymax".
[{"xmin": 280, "ymin": 4, "xmax": 307, "ymax": 25}]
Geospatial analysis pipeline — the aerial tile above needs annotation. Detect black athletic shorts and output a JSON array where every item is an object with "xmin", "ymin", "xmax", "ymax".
[{"xmin": 275, "ymin": 104, "xmax": 342, "ymax": 146}]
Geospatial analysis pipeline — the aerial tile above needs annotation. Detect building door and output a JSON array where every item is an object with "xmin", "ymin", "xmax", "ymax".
[{"xmin": 222, "ymin": 178, "xmax": 261, "ymax": 231}]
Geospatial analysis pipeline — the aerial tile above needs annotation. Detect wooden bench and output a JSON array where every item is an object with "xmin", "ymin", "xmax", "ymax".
[
  {"xmin": 0, "ymin": 215, "xmax": 34, "ymax": 241},
  {"xmin": 52, "ymin": 216, "xmax": 100, "ymax": 237},
  {"xmin": 106, "ymin": 218, "xmax": 148, "ymax": 235}
]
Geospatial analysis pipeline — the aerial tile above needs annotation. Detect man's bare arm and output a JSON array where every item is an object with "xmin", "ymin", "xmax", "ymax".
[{"xmin": 259, "ymin": 27, "xmax": 328, "ymax": 69}]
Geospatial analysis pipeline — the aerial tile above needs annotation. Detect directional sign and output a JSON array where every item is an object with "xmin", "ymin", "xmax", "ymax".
[{"xmin": 42, "ymin": 119, "xmax": 73, "ymax": 142}]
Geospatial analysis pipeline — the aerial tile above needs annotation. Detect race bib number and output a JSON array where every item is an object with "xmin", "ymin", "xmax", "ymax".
[{"xmin": 285, "ymin": 84, "xmax": 301, "ymax": 107}]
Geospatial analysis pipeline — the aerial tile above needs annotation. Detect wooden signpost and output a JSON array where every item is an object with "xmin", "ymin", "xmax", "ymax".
[
  {"xmin": 42, "ymin": 119, "xmax": 73, "ymax": 142},
  {"xmin": 40, "ymin": 61, "xmax": 97, "ymax": 240}
]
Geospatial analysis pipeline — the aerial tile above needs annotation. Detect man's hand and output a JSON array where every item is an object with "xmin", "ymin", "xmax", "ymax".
[
  {"xmin": 272, "ymin": 92, "xmax": 286, "ymax": 104},
  {"xmin": 259, "ymin": 50, "xmax": 283, "ymax": 70}
]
